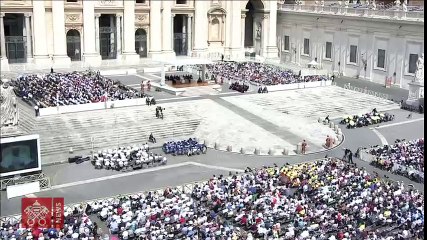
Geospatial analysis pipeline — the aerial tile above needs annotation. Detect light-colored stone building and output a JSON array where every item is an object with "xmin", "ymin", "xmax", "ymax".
[
  {"xmin": 0, "ymin": 0, "xmax": 279, "ymax": 70},
  {"xmin": 277, "ymin": 0, "xmax": 424, "ymax": 89},
  {"xmin": 0, "ymin": 0, "xmax": 424, "ymax": 89}
]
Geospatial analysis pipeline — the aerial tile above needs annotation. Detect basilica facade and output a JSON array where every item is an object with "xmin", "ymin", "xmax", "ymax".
[
  {"xmin": 0, "ymin": 0, "xmax": 279, "ymax": 68},
  {"xmin": 0, "ymin": 0, "xmax": 424, "ymax": 89}
]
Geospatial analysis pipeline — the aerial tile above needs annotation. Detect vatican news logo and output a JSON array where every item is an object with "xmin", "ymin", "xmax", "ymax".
[{"xmin": 21, "ymin": 198, "xmax": 64, "ymax": 229}]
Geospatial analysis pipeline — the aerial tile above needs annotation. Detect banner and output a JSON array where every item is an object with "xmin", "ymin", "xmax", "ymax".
[
  {"xmin": 21, "ymin": 198, "xmax": 52, "ymax": 229},
  {"xmin": 21, "ymin": 197, "xmax": 65, "ymax": 230},
  {"xmin": 52, "ymin": 198, "xmax": 65, "ymax": 229}
]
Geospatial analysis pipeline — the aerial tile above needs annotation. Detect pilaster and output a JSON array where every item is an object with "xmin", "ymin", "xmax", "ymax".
[
  {"xmin": 32, "ymin": 0, "xmax": 51, "ymax": 66},
  {"xmin": 122, "ymin": 0, "xmax": 139, "ymax": 64},
  {"xmin": 83, "ymin": 1, "xmax": 101, "ymax": 67},
  {"xmin": 52, "ymin": 0, "xmax": 71, "ymax": 68}
]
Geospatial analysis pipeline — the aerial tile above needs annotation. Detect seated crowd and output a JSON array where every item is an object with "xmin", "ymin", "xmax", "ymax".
[
  {"xmin": 340, "ymin": 109, "xmax": 395, "ymax": 129},
  {"xmin": 165, "ymin": 75, "xmax": 194, "ymax": 85},
  {"xmin": 1, "ymin": 159, "xmax": 424, "ymax": 239},
  {"xmin": 369, "ymin": 138, "xmax": 424, "ymax": 183},
  {"xmin": 93, "ymin": 144, "xmax": 167, "ymax": 171},
  {"xmin": 12, "ymin": 71, "xmax": 141, "ymax": 108},
  {"xmin": 207, "ymin": 62, "xmax": 327, "ymax": 86},
  {"xmin": 1, "ymin": 207, "xmax": 101, "ymax": 240},
  {"xmin": 76, "ymin": 159, "xmax": 423, "ymax": 239}
]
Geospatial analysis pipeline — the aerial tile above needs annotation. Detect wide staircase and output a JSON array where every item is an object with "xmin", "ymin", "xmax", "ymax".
[
  {"xmin": 34, "ymin": 104, "xmax": 202, "ymax": 157},
  {"xmin": 0, "ymin": 86, "xmax": 17, "ymax": 127}
]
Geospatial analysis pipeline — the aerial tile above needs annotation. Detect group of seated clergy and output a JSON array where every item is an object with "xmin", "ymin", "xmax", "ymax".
[
  {"xmin": 340, "ymin": 109, "xmax": 395, "ymax": 129},
  {"xmin": 92, "ymin": 144, "xmax": 167, "ymax": 171},
  {"xmin": 165, "ymin": 75, "xmax": 194, "ymax": 85},
  {"xmin": 12, "ymin": 71, "xmax": 141, "ymax": 108}
]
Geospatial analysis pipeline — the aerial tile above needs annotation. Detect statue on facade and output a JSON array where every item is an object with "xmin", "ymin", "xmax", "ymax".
[
  {"xmin": 256, "ymin": 23, "xmax": 262, "ymax": 39},
  {"xmin": 414, "ymin": 54, "xmax": 424, "ymax": 84},
  {"xmin": 372, "ymin": 0, "xmax": 376, "ymax": 9},
  {"xmin": 402, "ymin": 0, "xmax": 408, "ymax": 11},
  {"xmin": 344, "ymin": 0, "xmax": 350, "ymax": 7},
  {"xmin": 321, "ymin": 0, "xmax": 325, "ymax": 6},
  {"xmin": 394, "ymin": 0, "xmax": 401, "ymax": 7},
  {"xmin": 315, "ymin": 0, "xmax": 319, "ymax": 6}
]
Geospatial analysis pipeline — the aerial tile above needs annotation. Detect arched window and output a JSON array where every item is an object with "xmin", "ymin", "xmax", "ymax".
[{"xmin": 66, "ymin": 29, "xmax": 81, "ymax": 61}]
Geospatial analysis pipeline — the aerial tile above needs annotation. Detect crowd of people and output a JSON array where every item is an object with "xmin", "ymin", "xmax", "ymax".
[
  {"xmin": 85, "ymin": 158, "xmax": 423, "ymax": 239},
  {"xmin": 368, "ymin": 138, "xmax": 424, "ymax": 183},
  {"xmin": 207, "ymin": 62, "xmax": 327, "ymax": 86},
  {"xmin": 12, "ymin": 71, "xmax": 141, "ymax": 108},
  {"xmin": 92, "ymin": 144, "xmax": 167, "ymax": 171},
  {"xmin": 163, "ymin": 138, "xmax": 207, "ymax": 156},
  {"xmin": 340, "ymin": 109, "xmax": 395, "ymax": 129},
  {"xmin": 1, "ymin": 158, "xmax": 424, "ymax": 239}
]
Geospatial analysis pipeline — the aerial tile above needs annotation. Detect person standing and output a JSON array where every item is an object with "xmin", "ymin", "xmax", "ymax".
[
  {"xmin": 147, "ymin": 81, "xmax": 151, "ymax": 91},
  {"xmin": 301, "ymin": 140, "xmax": 307, "ymax": 154},
  {"xmin": 140, "ymin": 81, "xmax": 145, "ymax": 95},
  {"xmin": 348, "ymin": 150, "xmax": 354, "ymax": 164}
]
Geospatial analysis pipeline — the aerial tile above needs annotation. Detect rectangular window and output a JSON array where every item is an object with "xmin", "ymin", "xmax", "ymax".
[
  {"xmin": 377, "ymin": 49, "xmax": 386, "ymax": 69},
  {"xmin": 66, "ymin": 0, "xmax": 78, "ymax": 2},
  {"xmin": 325, "ymin": 42, "xmax": 332, "ymax": 59},
  {"xmin": 136, "ymin": 0, "xmax": 146, "ymax": 3},
  {"xmin": 284, "ymin": 36, "xmax": 290, "ymax": 51},
  {"xmin": 350, "ymin": 45, "xmax": 358, "ymax": 63},
  {"xmin": 176, "ymin": 0, "xmax": 187, "ymax": 4},
  {"xmin": 408, "ymin": 54, "xmax": 418, "ymax": 74},
  {"xmin": 303, "ymin": 38, "xmax": 310, "ymax": 55}
]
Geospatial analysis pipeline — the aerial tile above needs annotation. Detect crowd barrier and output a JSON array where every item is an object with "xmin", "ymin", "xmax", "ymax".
[
  {"xmin": 226, "ymin": 77, "xmax": 332, "ymax": 92},
  {"xmin": 343, "ymin": 84, "xmax": 391, "ymax": 100},
  {"xmin": 38, "ymin": 98, "xmax": 148, "ymax": 116}
]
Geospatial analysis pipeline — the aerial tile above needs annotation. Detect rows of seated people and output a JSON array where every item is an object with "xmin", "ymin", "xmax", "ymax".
[
  {"xmin": 165, "ymin": 75, "xmax": 193, "ymax": 85},
  {"xmin": 92, "ymin": 144, "xmax": 167, "ymax": 171},
  {"xmin": 368, "ymin": 138, "xmax": 424, "ymax": 183},
  {"xmin": 0, "ymin": 85, "xmax": 18, "ymax": 127},
  {"xmin": 12, "ymin": 71, "xmax": 141, "ymax": 108},
  {"xmin": 229, "ymin": 81, "xmax": 249, "ymax": 93},
  {"xmin": 207, "ymin": 62, "xmax": 328, "ymax": 86},
  {"xmin": 340, "ymin": 109, "xmax": 394, "ymax": 128},
  {"xmin": 1, "ymin": 206, "xmax": 101, "ymax": 240},
  {"xmin": 63, "ymin": 158, "xmax": 426, "ymax": 239}
]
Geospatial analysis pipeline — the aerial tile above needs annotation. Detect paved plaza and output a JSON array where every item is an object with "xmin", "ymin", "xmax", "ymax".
[{"xmin": 1, "ymin": 70, "xmax": 424, "ymax": 217}]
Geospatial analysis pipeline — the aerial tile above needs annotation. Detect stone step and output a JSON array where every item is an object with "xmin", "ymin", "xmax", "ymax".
[{"xmin": 39, "ymin": 121, "xmax": 200, "ymax": 156}]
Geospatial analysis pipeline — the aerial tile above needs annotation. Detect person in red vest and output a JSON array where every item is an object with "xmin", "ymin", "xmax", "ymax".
[
  {"xmin": 147, "ymin": 81, "xmax": 151, "ymax": 91},
  {"xmin": 301, "ymin": 140, "xmax": 307, "ymax": 154}
]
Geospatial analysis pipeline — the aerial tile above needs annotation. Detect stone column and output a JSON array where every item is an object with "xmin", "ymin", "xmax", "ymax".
[
  {"xmin": 116, "ymin": 14, "xmax": 122, "ymax": 59},
  {"xmin": 266, "ymin": 0, "xmax": 279, "ymax": 61},
  {"xmin": 149, "ymin": 0, "xmax": 162, "ymax": 59},
  {"xmin": 241, "ymin": 12, "xmax": 246, "ymax": 56},
  {"xmin": 161, "ymin": 0, "xmax": 175, "ymax": 59},
  {"xmin": 83, "ymin": 0, "xmax": 101, "ymax": 67},
  {"xmin": 187, "ymin": 15, "xmax": 192, "ymax": 56},
  {"xmin": 52, "ymin": 0, "xmax": 71, "ymax": 67},
  {"xmin": 122, "ymin": 0, "xmax": 139, "ymax": 63},
  {"xmin": 95, "ymin": 14, "xmax": 100, "ymax": 54},
  {"xmin": 0, "ymin": 13, "xmax": 7, "ymax": 59},
  {"xmin": 193, "ymin": 0, "xmax": 208, "ymax": 57},
  {"xmin": 0, "ymin": 13, "xmax": 8, "ymax": 71},
  {"xmin": 229, "ymin": 1, "xmax": 242, "ymax": 59},
  {"xmin": 32, "ymin": 0, "xmax": 51, "ymax": 65},
  {"xmin": 24, "ymin": 13, "xmax": 33, "ymax": 60}
]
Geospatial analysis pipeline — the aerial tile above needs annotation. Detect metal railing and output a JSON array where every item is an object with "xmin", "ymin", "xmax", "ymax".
[
  {"xmin": 278, "ymin": 3, "xmax": 424, "ymax": 22},
  {"xmin": 343, "ymin": 83, "xmax": 391, "ymax": 100}
]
